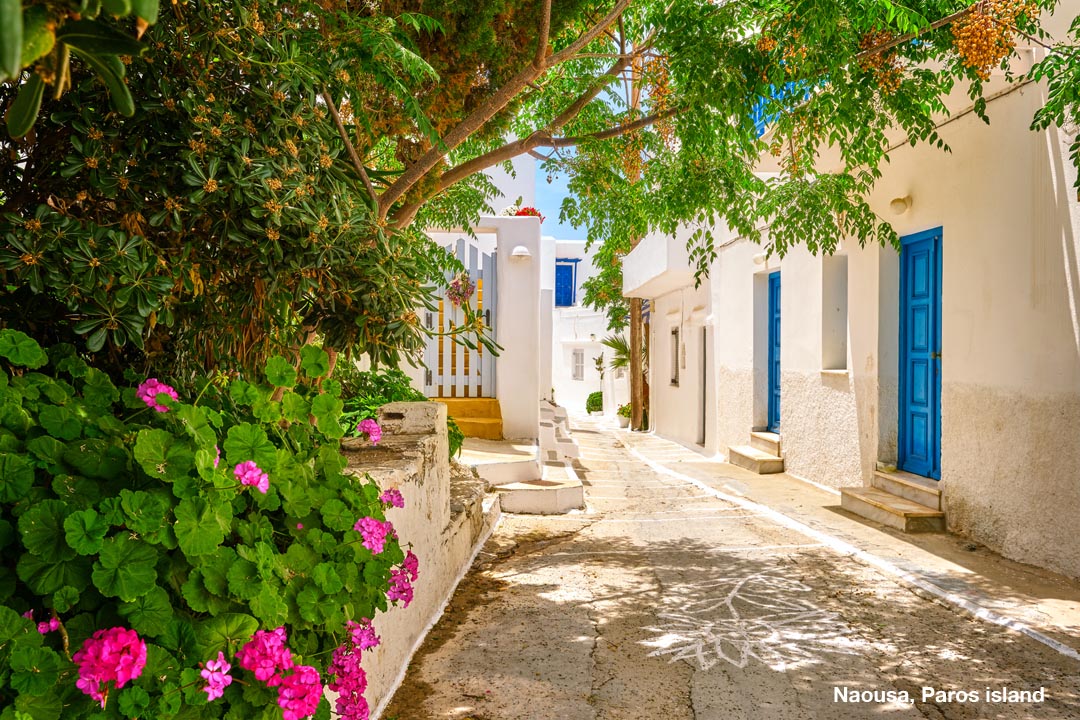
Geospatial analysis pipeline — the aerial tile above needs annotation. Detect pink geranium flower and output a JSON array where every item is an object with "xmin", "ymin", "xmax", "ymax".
[
  {"xmin": 72, "ymin": 627, "xmax": 147, "ymax": 708},
  {"xmin": 136, "ymin": 378, "xmax": 179, "ymax": 412},
  {"xmin": 200, "ymin": 651, "xmax": 233, "ymax": 701},
  {"xmin": 235, "ymin": 460, "xmax": 270, "ymax": 494},
  {"xmin": 353, "ymin": 517, "xmax": 395, "ymax": 554}
]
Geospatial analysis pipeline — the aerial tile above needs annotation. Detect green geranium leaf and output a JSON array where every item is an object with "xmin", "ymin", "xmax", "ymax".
[
  {"xmin": 300, "ymin": 346, "xmax": 329, "ymax": 378},
  {"xmin": 0, "ymin": 403, "xmax": 31, "ymax": 435},
  {"xmin": 14, "ymin": 691, "xmax": 62, "ymax": 720},
  {"xmin": 118, "ymin": 586, "xmax": 173, "ymax": 636},
  {"xmin": 159, "ymin": 618, "xmax": 197, "ymax": 659},
  {"xmin": 19, "ymin": 500, "xmax": 76, "ymax": 563},
  {"xmin": 313, "ymin": 563, "xmax": 344, "ymax": 594},
  {"xmin": 0, "ymin": 453, "xmax": 34, "ymax": 502},
  {"xmin": 9, "ymin": 646, "xmax": 62, "ymax": 695},
  {"xmin": 195, "ymin": 613, "xmax": 259, "ymax": 657},
  {"xmin": 250, "ymin": 583, "xmax": 289, "ymax": 627},
  {"xmin": 264, "ymin": 356, "xmax": 297, "ymax": 388},
  {"xmin": 52, "ymin": 586, "xmax": 80, "ymax": 613},
  {"xmin": 228, "ymin": 380, "xmax": 261, "ymax": 407},
  {"xmin": 134, "ymin": 428, "xmax": 196, "ymax": 482},
  {"xmin": 92, "ymin": 535, "xmax": 158, "ymax": 601},
  {"xmin": 176, "ymin": 404, "xmax": 217, "ymax": 448},
  {"xmin": 63, "ymin": 508, "xmax": 109, "ymax": 555},
  {"xmin": 319, "ymin": 499, "xmax": 354, "ymax": 532},
  {"xmin": 174, "ymin": 496, "xmax": 225, "ymax": 557},
  {"xmin": 0, "ymin": 606, "xmax": 37, "ymax": 645},
  {"xmin": 296, "ymin": 584, "xmax": 327, "ymax": 623},
  {"xmin": 120, "ymin": 489, "xmax": 174, "ymax": 536},
  {"xmin": 0, "ymin": 330, "xmax": 48, "ymax": 369},
  {"xmin": 117, "ymin": 686, "xmax": 151, "ymax": 718},
  {"xmin": 251, "ymin": 396, "xmax": 282, "ymax": 424},
  {"xmin": 25, "ymin": 436, "xmax": 65, "ymax": 466},
  {"xmin": 223, "ymin": 423, "xmax": 277, "ymax": 471},
  {"xmin": 226, "ymin": 558, "xmax": 260, "ymax": 600},
  {"xmin": 311, "ymin": 394, "xmax": 344, "ymax": 439},
  {"xmin": 37, "ymin": 406, "xmax": 81, "ymax": 441},
  {"xmin": 16, "ymin": 553, "xmax": 91, "ymax": 595},
  {"xmin": 64, "ymin": 438, "xmax": 128, "ymax": 480},
  {"xmin": 281, "ymin": 392, "xmax": 309, "ymax": 423},
  {"xmin": 81, "ymin": 368, "xmax": 119, "ymax": 410}
]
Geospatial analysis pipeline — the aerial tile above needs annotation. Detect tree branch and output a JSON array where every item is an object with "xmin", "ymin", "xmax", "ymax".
[
  {"xmin": 545, "ymin": 107, "xmax": 680, "ymax": 147},
  {"xmin": 376, "ymin": 0, "xmax": 634, "ymax": 220},
  {"xmin": 536, "ymin": 0, "xmax": 553, "ymax": 68},
  {"xmin": 855, "ymin": 6, "xmax": 976, "ymax": 61},
  {"xmin": 321, "ymin": 90, "xmax": 378, "ymax": 209},
  {"xmin": 438, "ymin": 54, "xmax": 634, "ymax": 191}
]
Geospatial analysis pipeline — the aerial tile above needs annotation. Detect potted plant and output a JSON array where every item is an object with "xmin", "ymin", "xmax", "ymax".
[{"xmin": 617, "ymin": 403, "xmax": 631, "ymax": 427}]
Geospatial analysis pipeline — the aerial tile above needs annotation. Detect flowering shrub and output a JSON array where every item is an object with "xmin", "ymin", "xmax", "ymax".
[
  {"xmin": 0, "ymin": 330, "xmax": 418, "ymax": 719},
  {"xmin": 513, "ymin": 206, "xmax": 546, "ymax": 223}
]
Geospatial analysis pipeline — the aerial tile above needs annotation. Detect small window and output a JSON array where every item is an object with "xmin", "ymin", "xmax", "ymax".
[
  {"xmin": 670, "ymin": 328, "xmax": 680, "ymax": 385},
  {"xmin": 572, "ymin": 348, "xmax": 585, "ymax": 381},
  {"xmin": 822, "ymin": 254, "xmax": 849, "ymax": 370}
]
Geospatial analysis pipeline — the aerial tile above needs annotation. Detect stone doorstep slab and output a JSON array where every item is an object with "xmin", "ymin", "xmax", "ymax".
[
  {"xmin": 841, "ymin": 487, "xmax": 946, "ymax": 533},
  {"xmin": 728, "ymin": 444, "xmax": 784, "ymax": 474},
  {"xmin": 872, "ymin": 469, "xmax": 942, "ymax": 511}
]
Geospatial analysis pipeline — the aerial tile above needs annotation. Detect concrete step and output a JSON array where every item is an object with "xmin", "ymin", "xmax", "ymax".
[
  {"xmin": 840, "ymin": 487, "xmax": 945, "ymax": 533},
  {"xmin": 496, "ymin": 464, "xmax": 583, "ymax": 514},
  {"xmin": 749, "ymin": 431, "xmax": 781, "ymax": 456},
  {"xmin": 435, "ymin": 397, "xmax": 502, "ymax": 419},
  {"xmin": 728, "ymin": 445, "xmax": 784, "ymax": 474},
  {"xmin": 872, "ymin": 469, "xmax": 941, "ymax": 511},
  {"xmin": 453, "ymin": 418, "xmax": 503, "ymax": 440}
]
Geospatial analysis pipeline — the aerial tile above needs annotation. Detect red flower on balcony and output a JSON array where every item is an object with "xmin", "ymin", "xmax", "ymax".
[{"xmin": 514, "ymin": 206, "xmax": 545, "ymax": 223}]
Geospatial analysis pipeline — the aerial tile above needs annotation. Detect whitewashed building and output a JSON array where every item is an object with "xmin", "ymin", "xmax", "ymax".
[
  {"xmin": 546, "ymin": 238, "xmax": 629, "ymax": 416},
  {"xmin": 626, "ymin": 22, "xmax": 1080, "ymax": 578}
]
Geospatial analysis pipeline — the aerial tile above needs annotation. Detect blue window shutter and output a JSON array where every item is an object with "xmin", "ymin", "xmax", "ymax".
[{"xmin": 555, "ymin": 264, "xmax": 574, "ymax": 307}]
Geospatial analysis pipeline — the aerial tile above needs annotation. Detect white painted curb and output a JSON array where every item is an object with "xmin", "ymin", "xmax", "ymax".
[{"xmin": 618, "ymin": 437, "xmax": 1080, "ymax": 664}]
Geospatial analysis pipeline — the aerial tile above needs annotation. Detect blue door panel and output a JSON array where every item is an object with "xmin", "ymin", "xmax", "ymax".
[
  {"xmin": 767, "ymin": 272, "xmax": 781, "ymax": 432},
  {"xmin": 899, "ymin": 228, "xmax": 942, "ymax": 480},
  {"xmin": 555, "ymin": 264, "xmax": 574, "ymax": 307}
]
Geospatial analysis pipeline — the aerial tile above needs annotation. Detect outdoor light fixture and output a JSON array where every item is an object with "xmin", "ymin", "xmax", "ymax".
[
  {"xmin": 890, "ymin": 195, "xmax": 912, "ymax": 215},
  {"xmin": 510, "ymin": 245, "xmax": 532, "ymax": 261},
  {"xmin": 752, "ymin": 253, "xmax": 767, "ymax": 265}
]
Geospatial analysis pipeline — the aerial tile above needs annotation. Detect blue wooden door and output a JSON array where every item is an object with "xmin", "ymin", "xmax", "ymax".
[
  {"xmin": 899, "ymin": 228, "xmax": 942, "ymax": 479},
  {"xmin": 767, "ymin": 272, "xmax": 781, "ymax": 432}
]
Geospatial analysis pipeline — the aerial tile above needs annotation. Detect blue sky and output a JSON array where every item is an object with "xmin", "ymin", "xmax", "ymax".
[{"xmin": 533, "ymin": 165, "xmax": 583, "ymax": 240}]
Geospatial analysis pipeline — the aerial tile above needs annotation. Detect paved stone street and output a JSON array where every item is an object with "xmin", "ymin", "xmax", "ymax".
[{"xmin": 384, "ymin": 422, "xmax": 1080, "ymax": 720}]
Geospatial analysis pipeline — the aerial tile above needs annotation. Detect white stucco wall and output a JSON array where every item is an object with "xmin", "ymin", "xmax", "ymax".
[
  {"xmin": 648, "ymin": 281, "xmax": 715, "ymax": 453},
  {"xmin": 484, "ymin": 153, "xmax": 536, "ymax": 213}
]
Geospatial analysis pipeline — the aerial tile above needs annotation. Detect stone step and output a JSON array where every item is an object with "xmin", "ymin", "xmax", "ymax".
[
  {"xmin": 872, "ymin": 469, "xmax": 942, "ymax": 510},
  {"xmin": 496, "ymin": 465, "xmax": 584, "ymax": 514},
  {"xmin": 749, "ymin": 431, "xmax": 781, "ymax": 456},
  {"xmin": 728, "ymin": 445, "xmax": 784, "ymax": 474},
  {"xmin": 840, "ymin": 487, "xmax": 945, "ymax": 533},
  {"xmin": 453, "ymin": 417, "xmax": 503, "ymax": 440},
  {"xmin": 434, "ymin": 397, "xmax": 502, "ymax": 419}
]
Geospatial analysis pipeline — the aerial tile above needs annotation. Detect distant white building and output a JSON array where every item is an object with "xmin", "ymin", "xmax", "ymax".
[
  {"xmin": 625, "ymin": 19, "xmax": 1080, "ymax": 579},
  {"xmin": 544, "ymin": 239, "xmax": 629, "ymax": 416}
]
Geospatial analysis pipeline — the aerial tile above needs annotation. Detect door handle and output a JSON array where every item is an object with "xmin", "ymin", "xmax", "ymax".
[{"xmin": 931, "ymin": 351, "xmax": 941, "ymax": 359}]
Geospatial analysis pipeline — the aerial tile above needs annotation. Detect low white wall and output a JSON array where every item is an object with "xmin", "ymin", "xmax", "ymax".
[{"xmin": 344, "ymin": 402, "xmax": 495, "ymax": 715}]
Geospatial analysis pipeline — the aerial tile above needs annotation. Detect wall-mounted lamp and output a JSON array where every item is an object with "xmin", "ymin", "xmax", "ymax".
[
  {"xmin": 889, "ymin": 195, "xmax": 912, "ymax": 215},
  {"xmin": 510, "ymin": 245, "xmax": 532, "ymax": 261},
  {"xmin": 752, "ymin": 253, "xmax": 767, "ymax": 266},
  {"xmin": 589, "ymin": 333, "xmax": 597, "ymax": 342}
]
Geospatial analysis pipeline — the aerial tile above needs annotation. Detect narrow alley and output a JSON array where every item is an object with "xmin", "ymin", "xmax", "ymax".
[{"xmin": 385, "ymin": 421, "xmax": 1080, "ymax": 720}]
